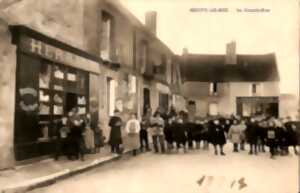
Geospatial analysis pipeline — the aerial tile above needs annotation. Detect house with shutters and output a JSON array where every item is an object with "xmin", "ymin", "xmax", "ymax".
[{"xmin": 179, "ymin": 42, "xmax": 280, "ymax": 119}]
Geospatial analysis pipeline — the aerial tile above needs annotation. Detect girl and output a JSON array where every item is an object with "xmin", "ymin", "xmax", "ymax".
[
  {"xmin": 228, "ymin": 119, "xmax": 242, "ymax": 152},
  {"xmin": 125, "ymin": 113, "xmax": 141, "ymax": 156},
  {"xmin": 266, "ymin": 120, "xmax": 278, "ymax": 159},
  {"xmin": 210, "ymin": 119, "xmax": 226, "ymax": 156}
]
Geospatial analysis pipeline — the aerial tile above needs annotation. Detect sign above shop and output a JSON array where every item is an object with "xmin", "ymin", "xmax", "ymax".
[
  {"xmin": 236, "ymin": 97, "xmax": 279, "ymax": 104},
  {"xmin": 19, "ymin": 35, "xmax": 100, "ymax": 74}
]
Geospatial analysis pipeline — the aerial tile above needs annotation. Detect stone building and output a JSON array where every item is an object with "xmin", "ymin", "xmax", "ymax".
[
  {"xmin": 180, "ymin": 42, "xmax": 280, "ymax": 119},
  {"xmin": 0, "ymin": 0, "xmax": 183, "ymax": 169}
]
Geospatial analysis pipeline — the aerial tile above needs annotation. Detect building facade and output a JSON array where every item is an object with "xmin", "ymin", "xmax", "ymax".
[
  {"xmin": 180, "ymin": 43, "xmax": 280, "ymax": 119},
  {"xmin": 0, "ymin": 0, "xmax": 183, "ymax": 169}
]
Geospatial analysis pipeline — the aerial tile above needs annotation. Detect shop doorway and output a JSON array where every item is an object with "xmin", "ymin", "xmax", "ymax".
[
  {"xmin": 65, "ymin": 93, "xmax": 78, "ymax": 113},
  {"xmin": 143, "ymin": 88, "xmax": 151, "ymax": 115},
  {"xmin": 159, "ymin": 93, "xmax": 169, "ymax": 114},
  {"xmin": 236, "ymin": 97, "xmax": 279, "ymax": 118}
]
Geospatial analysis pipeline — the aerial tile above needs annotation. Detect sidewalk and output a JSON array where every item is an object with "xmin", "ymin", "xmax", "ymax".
[{"xmin": 0, "ymin": 145, "xmax": 134, "ymax": 193}]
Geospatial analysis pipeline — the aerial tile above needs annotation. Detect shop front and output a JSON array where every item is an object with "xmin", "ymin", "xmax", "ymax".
[
  {"xmin": 10, "ymin": 26, "xmax": 101, "ymax": 161},
  {"xmin": 236, "ymin": 97, "xmax": 279, "ymax": 118},
  {"xmin": 156, "ymin": 82, "xmax": 171, "ymax": 114}
]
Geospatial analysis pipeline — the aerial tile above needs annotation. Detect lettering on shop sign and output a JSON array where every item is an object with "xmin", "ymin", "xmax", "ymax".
[
  {"xmin": 197, "ymin": 175, "xmax": 247, "ymax": 190},
  {"xmin": 19, "ymin": 36, "xmax": 100, "ymax": 74}
]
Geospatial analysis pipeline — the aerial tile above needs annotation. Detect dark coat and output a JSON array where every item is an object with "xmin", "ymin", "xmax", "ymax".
[
  {"xmin": 277, "ymin": 127, "xmax": 289, "ymax": 147},
  {"xmin": 193, "ymin": 123, "xmax": 204, "ymax": 141},
  {"xmin": 164, "ymin": 123, "xmax": 174, "ymax": 144},
  {"xmin": 245, "ymin": 122, "xmax": 258, "ymax": 144},
  {"xmin": 266, "ymin": 126, "xmax": 278, "ymax": 147},
  {"xmin": 108, "ymin": 116, "xmax": 123, "ymax": 145},
  {"xmin": 209, "ymin": 123, "xmax": 226, "ymax": 145},
  {"xmin": 285, "ymin": 122, "xmax": 298, "ymax": 146},
  {"xmin": 172, "ymin": 123, "xmax": 187, "ymax": 144}
]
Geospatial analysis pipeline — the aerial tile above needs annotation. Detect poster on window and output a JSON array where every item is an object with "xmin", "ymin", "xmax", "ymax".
[{"xmin": 39, "ymin": 65, "xmax": 51, "ymax": 89}]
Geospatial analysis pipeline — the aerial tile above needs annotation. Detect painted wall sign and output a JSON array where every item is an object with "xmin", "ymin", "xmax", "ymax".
[
  {"xmin": 156, "ymin": 83, "xmax": 170, "ymax": 94},
  {"xmin": 19, "ymin": 36, "xmax": 100, "ymax": 74},
  {"xmin": 237, "ymin": 97, "xmax": 279, "ymax": 104},
  {"xmin": 19, "ymin": 87, "xmax": 38, "ymax": 112}
]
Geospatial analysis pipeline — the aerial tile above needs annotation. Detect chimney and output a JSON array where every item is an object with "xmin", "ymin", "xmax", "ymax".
[
  {"xmin": 182, "ymin": 47, "xmax": 188, "ymax": 55},
  {"xmin": 225, "ymin": 41, "xmax": 237, "ymax": 64},
  {"xmin": 145, "ymin": 11, "xmax": 157, "ymax": 35}
]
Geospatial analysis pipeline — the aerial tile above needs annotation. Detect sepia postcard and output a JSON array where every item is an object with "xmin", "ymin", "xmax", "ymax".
[{"xmin": 0, "ymin": 0, "xmax": 299, "ymax": 193}]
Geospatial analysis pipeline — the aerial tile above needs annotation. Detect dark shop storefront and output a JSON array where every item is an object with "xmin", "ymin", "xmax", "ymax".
[
  {"xmin": 236, "ymin": 96, "xmax": 279, "ymax": 118},
  {"xmin": 10, "ymin": 26, "xmax": 101, "ymax": 161}
]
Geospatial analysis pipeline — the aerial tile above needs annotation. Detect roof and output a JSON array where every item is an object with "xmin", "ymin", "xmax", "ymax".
[
  {"xmin": 106, "ymin": 0, "xmax": 174, "ymax": 54},
  {"xmin": 179, "ymin": 53, "xmax": 280, "ymax": 82}
]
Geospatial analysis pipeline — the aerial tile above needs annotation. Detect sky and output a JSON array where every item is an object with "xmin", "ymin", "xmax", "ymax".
[{"xmin": 120, "ymin": 0, "xmax": 299, "ymax": 96}]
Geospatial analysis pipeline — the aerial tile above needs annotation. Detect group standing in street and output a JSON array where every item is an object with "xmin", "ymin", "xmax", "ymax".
[
  {"xmin": 54, "ymin": 107, "xmax": 105, "ymax": 161},
  {"xmin": 54, "ymin": 105, "xmax": 300, "ymax": 162}
]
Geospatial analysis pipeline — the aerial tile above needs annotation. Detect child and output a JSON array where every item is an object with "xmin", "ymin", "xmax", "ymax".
[
  {"xmin": 173, "ymin": 118, "xmax": 187, "ymax": 153},
  {"xmin": 164, "ymin": 117, "xmax": 174, "ymax": 153},
  {"xmin": 228, "ymin": 119, "xmax": 242, "ymax": 152},
  {"xmin": 140, "ymin": 117, "xmax": 150, "ymax": 152},
  {"xmin": 94, "ymin": 122, "xmax": 105, "ymax": 153},
  {"xmin": 125, "ymin": 113, "xmax": 141, "ymax": 156}
]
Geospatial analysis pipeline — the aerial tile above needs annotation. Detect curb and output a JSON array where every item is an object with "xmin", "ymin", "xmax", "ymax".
[{"xmin": 1, "ymin": 149, "xmax": 135, "ymax": 193}]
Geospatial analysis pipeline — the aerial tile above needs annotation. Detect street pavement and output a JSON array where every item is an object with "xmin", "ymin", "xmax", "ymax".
[{"xmin": 29, "ymin": 145, "xmax": 298, "ymax": 193}]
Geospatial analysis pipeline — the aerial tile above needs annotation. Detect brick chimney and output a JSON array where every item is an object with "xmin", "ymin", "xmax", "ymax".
[
  {"xmin": 145, "ymin": 11, "xmax": 157, "ymax": 36},
  {"xmin": 225, "ymin": 41, "xmax": 237, "ymax": 64},
  {"xmin": 182, "ymin": 47, "xmax": 188, "ymax": 56}
]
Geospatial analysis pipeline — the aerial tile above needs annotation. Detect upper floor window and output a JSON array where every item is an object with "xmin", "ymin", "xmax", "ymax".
[
  {"xmin": 139, "ymin": 41, "xmax": 148, "ymax": 73},
  {"xmin": 100, "ymin": 11, "xmax": 114, "ymax": 61},
  {"xmin": 209, "ymin": 82, "xmax": 218, "ymax": 95},
  {"xmin": 252, "ymin": 83, "xmax": 261, "ymax": 95}
]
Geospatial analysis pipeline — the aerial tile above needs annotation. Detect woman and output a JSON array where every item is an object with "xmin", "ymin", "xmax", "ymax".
[
  {"xmin": 194, "ymin": 120, "xmax": 204, "ymax": 149},
  {"xmin": 68, "ymin": 108, "xmax": 85, "ymax": 161},
  {"xmin": 257, "ymin": 120, "xmax": 267, "ymax": 153},
  {"xmin": 54, "ymin": 116, "xmax": 70, "ymax": 160},
  {"xmin": 172, "ymin": 118, "xmax": 187, "ymax": 153},
  {"xmin": 209, "ymin": 119, "xmax": 226, "ymax": 156},
  {"xmin": 285, "ymin": 120, "xmax": 299, "ymax": 155},
  {"xmin": 228, "ymin": 119, "xmax": 242, "ymax": 152},
  {"xmin": 83, "ymin": 113, "xmax": 95, "ymax": 154},
  {"xmin": 125, "ymin": 113, "xmax": 141, "ymax": 156},
  {"xmin": 277, "ymin": 120, "xmax": 289, "ymax": 156},
  {"xmin": 266, "ymin": 120, "xmax": 278, "ymax": 159},
  {"xmin": 164, "ymin": 117, "xmax": 174, "ymax": 153},
  {"xmin": 246, "ymin": 118, "xmax": 259, "ymax": 155},
  {"xmin": 108, "ymin": 110, "xmax": 123, "ymax": 154}
]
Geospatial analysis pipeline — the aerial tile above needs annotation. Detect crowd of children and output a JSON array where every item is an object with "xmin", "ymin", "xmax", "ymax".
[
  {"xmin": 136, "ymin": 107, "xmax": 300, "ymax": 159},
  {"xmin": 54, "ymin": 106, "xmax": 300, "ymax": 161}
]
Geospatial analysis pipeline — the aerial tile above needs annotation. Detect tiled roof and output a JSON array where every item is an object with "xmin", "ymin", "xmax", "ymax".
[{"xmin": 179, "ymin": 53, "xmax": 280, "ymax": 82}]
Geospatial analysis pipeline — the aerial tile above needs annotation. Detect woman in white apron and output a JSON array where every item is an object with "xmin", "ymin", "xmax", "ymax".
[{"xmin": 125, "ymin": 113, "xmax": 141, "ymax": 156}]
